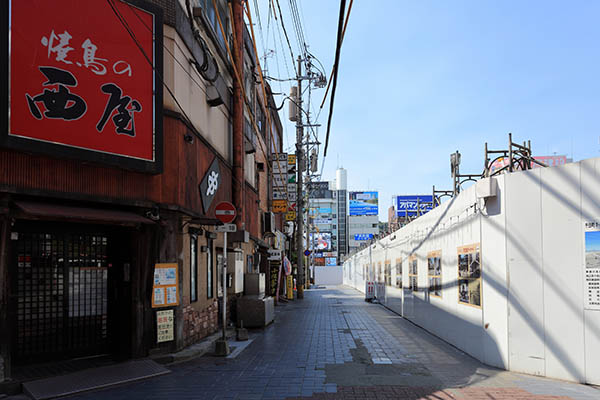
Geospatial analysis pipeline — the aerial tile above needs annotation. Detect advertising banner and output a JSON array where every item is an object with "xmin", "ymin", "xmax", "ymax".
[
  {"xmin": 354, "ymin": 233, "xmax": 374, "ymax": 241},
  {"xmin": 349, "ymin": 191, "xmax": 378, "ymax": 216},
  {"xmin": 314, "ymin": 218, "xmax": 332, "ymax": 225},
  {"xmin": 395, "ymin": 195, "xmax": 433, "ymax": 217},
  {"xmin": 325, "ymin": 257, "xmax": 337, "ymax": 266},
  {"xmin": 309, "ymin": 232, "xmax": 331, "ymax": 251},
  {"xmin": 6, "ymin": 0, "xmax": 163, "ymax": 173}
]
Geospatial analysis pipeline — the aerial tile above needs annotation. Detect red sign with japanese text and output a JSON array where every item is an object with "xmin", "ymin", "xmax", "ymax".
[{"xmin": 8, "ymin": 0, "xmax": 162, "ymax": 171}]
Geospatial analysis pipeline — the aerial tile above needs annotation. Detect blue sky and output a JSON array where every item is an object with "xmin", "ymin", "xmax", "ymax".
[
  {"xmin": 253, "ymin": 1, "xmax": 600, "ymax": 221},
  {"xmin": 586, "ymin": 231, "xmax": 600, "ymax": 253}
]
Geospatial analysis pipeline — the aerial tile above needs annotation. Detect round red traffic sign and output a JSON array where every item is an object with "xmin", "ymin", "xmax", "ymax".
[{"xmin": 215, "ymin": 201, "xmax": 236, "ymax": 224}]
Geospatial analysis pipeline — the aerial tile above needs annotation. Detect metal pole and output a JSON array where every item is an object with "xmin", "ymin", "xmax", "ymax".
[
  {"xmin": 222, "ymin": 230, "xmax": 227, "ymax": 340},
  {"xmin": 508, "ymin": 133, "xmax": 514, "ymax": 173},
  {"xmin": 296, "ymin": 56, "xmax": 305, "ymax": 299}
]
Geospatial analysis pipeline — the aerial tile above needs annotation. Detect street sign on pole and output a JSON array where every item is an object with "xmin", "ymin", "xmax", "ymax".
[
  {"xmin": 214, "ymin": 201, "xmax": 236, "ymax": 356},
  {"xmin": 216, "ymin": 223, "xmax": 237, "ymax": 233},
  {"xmin": 215, "ymin": 201, "xmax": 236, "ymax": 224}
]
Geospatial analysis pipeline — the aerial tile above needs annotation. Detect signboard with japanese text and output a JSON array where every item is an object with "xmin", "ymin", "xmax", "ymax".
[
  {"xmin": 395, "ymin": 195, "xmax": 434, "ymax": 217},
  {"xmin": 349, "ymin": 191, "xmax": 378, "ymax": 216},
  {"xmin": 152, "ymin": 263, "xmax": 179, "ymax": 308},
  {"xmin": 354, "ymin": 233, "xmax": 374, "ymax": 241},
  {"xmin": 272, "ymin": 200, "xmax": 287, "ymax": 213},
  {"xmin": 584, "ymin": 221, "xmax": 600, "ymax": 310},
  {"xmin": 4, "ymin": 0, "xmax": 163, "ymax": 173},
  {"xmin": 156, "ymin": 309, "xmax": 174, "ymax": 343}
]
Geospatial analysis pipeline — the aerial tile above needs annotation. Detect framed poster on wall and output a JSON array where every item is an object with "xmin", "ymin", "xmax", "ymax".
[
  {"xmin": 457, "ymin": 243, "xmax": 481, "ymax": 307},
  {"xmin": 427, "ymin": 250, "xmax": 442, "ymax": 298},
  {"xmin": 408, "ymin": 255, "xmax": 418, "ymax": 292}
]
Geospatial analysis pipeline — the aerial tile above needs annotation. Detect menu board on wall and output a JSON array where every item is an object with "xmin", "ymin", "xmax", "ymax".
[
  {"xmin": 152, "ymin": 263, "xmax": 179, "ymax": 308},
  {"xmin": 457, "ymin": 243, "xmax": 481, "ymax": 307},
  {"xmin": 584, "ymin": 222, "xmax": 600, "ymax": 310}
]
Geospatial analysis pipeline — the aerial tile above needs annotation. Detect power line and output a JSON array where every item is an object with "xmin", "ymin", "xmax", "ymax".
[
  {"xmin": 324, "ymin": 0, "xmax": 348, "ymax": 157},
  {"xmin": 274, "ymin": 0, "xmax": 296, "ymax": 72}
]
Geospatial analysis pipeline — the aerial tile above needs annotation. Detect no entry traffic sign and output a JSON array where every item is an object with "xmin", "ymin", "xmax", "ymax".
[{"xmin": 215, "ymin": 201, "xmax": 236, "ymax": 224}]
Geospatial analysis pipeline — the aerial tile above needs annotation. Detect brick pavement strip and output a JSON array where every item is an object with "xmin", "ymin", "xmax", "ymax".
[
  {"xmin": 11, "ymin": 286, "xmax": 598, "ymax": 400},
  {"xmin": 286, "ymin": 386, "xmax": 574, "ymax": 400}
]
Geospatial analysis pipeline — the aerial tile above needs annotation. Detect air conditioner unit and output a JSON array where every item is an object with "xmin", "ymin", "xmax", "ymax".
[
  {"xmin": 227, "ymin": 250, "xmax": 244, "ymax": 294},
  {"xmin": 263, "ymin": 211, "xmax": 276, "ymax": 235}
]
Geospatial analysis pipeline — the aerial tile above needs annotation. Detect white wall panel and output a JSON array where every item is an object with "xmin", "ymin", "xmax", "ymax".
[
  {"xmin": 481, "ymin": 174, "xmax": 509, "ymax": 369},
  {"xmin": 540, "ymin": 163, "xmax": 584, "ymax": 382},
  {"xmin": 341, "ymin": 157, "xmax": 600, "ymax": 384},
  {"xmin": 505, "ymin": 168, "xmax": 546, "ymax": 376},
  {"xmin": 578, "ymin": 158, "xmax": 600, "ymax": 385}
]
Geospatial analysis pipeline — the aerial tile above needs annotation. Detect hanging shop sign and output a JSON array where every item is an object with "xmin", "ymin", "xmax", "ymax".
[
  {"xmin": 156, "ymin": 309, "xmax": 174, "ymax": 343},
  {"xmin": 272, "ymin": 200, "xmax": 287, "ymax": 213},
  {"xmin": 199, "ymin": 158, "xmax": 221, "ymax": 213},
  {"xmin": 286, "ymin": 210, "xmax": 296, "ymax": 221},
  {"xmin": 152, "ymin": 263, "xmax": 179, "ymax": 308},
  {"xmin": 584, "ymin": 221, "xmax": 600, "ymax": 310},
  {"xmin": 4, "ymin": 0, "xmax": 164, "ymax": 173}
]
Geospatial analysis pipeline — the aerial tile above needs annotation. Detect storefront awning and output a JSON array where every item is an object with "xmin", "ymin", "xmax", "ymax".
[{"xmin": 14, "ymin": 201, "xmax": 155, "ymax": 226}]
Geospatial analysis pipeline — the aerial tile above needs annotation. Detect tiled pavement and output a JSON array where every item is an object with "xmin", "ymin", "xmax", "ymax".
[{"xmin": 10, "ymin": 286, "xmax": 600, "ymax": 399}]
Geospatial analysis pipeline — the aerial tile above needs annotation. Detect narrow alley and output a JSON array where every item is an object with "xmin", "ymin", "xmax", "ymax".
[{"xmin": 8, "ymin": 286, "xmax": 596, "ymax": 400}]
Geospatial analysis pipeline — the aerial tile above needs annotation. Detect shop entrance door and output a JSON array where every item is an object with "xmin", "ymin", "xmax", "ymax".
[{"xmin": 11, "ymin": 227, "xmax": 120, "ymax": 364}]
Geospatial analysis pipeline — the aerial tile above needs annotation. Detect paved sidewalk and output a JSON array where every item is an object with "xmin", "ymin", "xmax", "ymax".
[{"xmin": 10, "ymin": 286, "xmax": 599, "ymax": 400}]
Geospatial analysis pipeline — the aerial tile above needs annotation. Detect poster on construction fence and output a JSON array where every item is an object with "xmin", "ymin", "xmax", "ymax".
[
  {"xmin": 152, "ymin": 263, "xmax": 179, "ymax": 308},
  {"xmin": 157, "ymin": 309, "xmax": 174, "ymax": 343},
  {"xmin": 584, "ymin": 221, "xmax": 600, "ymax": 310}
]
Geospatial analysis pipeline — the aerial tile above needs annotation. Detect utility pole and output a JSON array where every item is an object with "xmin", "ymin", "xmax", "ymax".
[{"xmin": 296, "ymin": 55, "xmax": 305, "ymax": 299}]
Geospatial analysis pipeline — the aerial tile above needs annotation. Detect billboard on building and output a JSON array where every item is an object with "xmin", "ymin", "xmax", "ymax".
[
  {"xmin": 308, "ymin": 182, "xmax": 332, "ymax": 199},
  {"xmin": 310, "ymin": 232, "xmax": 331, "ymax": 251},
  {"xmin": 4, "ymin": 0, "xmax": 163, "ymax": 173},
  {"xmin": 325, "ymin": 257, "xmax": 337, "ymax": 266},
  {"xmin": 349, "ymin": 191, "xmax": 378, "ymax": 216},
  {"xmin": 395, "ymin": 195, "xmax": 434, "ymax": 217},
  {"xmin": 354, "ymin": 233, "xmax": 374, "ymax": 241}
]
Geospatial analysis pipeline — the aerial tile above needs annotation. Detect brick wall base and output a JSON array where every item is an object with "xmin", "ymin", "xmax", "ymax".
[{"xmin": 183, "ymin": 301, "xmax": 219, "ymax": 348}]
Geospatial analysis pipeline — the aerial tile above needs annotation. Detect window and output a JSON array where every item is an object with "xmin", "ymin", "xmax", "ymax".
[
  {"xmin": 384, "ymin": 260, "xmax": 391, "ymax": 286},
  {"xmin": 427, "ymin": 250, "xmax": 442, "ymax": 297},
  {"xmin": 458, "ymin": 244, "xmax": 481, "ymax": 307},
  {"xmin": 409, "ymin": 255, "xmax": 418, "ymax": 292},
  {"xmin": 196, "ymin": 0, "xmax": 229, "ymax": 50},
  {"xmin": 190, "ymin": 235, "xmax": 198, "ymax": 302},
  {"xmin": 207, "ymin": 240, "xmax": 214, "ymax": 298},
  {"xmin": 395, "ymin": 258, "xmax": 402, "ymax": 288}
]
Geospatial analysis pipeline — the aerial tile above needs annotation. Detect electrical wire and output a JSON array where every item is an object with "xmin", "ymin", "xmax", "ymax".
[
  {"xmin": 323, "ymin": 0, "xmax": 347, "ymax": 157},
  {"xmin": 319, "ymin": 0, "xmax": 353, "ymax": 110},
  {"xmin": 274, "ymin": 0, "xmax": 296, "ymax": 72}
]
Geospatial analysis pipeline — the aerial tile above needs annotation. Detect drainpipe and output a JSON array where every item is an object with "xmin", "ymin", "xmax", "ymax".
[{"xmin": 232, "ymin": 0, "xmax": 244, "ymax": 230}]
